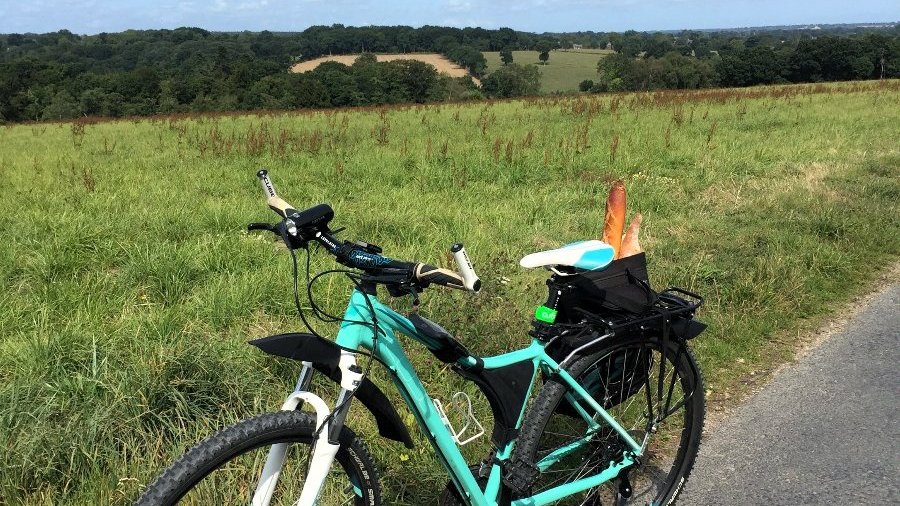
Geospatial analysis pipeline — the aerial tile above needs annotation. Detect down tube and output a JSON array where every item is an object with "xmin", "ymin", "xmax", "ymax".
[{"xmin": 335, "ymin": 291, "xmax": 492, "ymax": 506}]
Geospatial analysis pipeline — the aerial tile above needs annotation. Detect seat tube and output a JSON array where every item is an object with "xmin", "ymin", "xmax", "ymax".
[{"xmin": 533, "ymin": 277, "xmax": 571, "ymax": 335}]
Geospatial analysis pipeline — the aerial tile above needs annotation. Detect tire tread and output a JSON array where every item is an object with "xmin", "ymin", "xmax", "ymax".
[{"xmin": 135, "ymin": 411, "xmax": 381, "ymax": 505}]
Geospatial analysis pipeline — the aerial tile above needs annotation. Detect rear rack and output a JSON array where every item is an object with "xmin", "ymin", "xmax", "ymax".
[{"xmin": 573, "ymin": 286, "xmax": 704, "ymax": 334}]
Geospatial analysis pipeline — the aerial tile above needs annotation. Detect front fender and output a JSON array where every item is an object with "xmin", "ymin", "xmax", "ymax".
[{"xmin": 249, "ymin": 332, "xmax": 414, "ymax": 449}]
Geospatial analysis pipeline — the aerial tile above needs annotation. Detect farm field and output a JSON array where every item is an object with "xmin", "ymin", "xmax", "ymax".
[
  {"xmin": 290, "ymin": 52, "xmax": 472, "ymax": 79},
  {"xmin": 1, "ymin": 81, "xmax": 899, "ymax": 504},
  {"xmin": 483, "ymin": 49, "xmax": 614, "ymax": 92}
]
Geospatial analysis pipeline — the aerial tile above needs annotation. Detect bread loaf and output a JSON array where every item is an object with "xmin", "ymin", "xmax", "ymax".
[
  {"xmin": 601, "ymin": 179, "xmax": 626, "ymax": 258},
  {"xmin": 619, "ymin": 213, "xmax": 643, "ymax": 258}
]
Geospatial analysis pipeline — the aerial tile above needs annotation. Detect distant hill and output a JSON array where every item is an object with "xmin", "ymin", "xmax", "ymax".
[
  {"xmin": 2, "ymin": 24, "xmax": 899, "ymax": 122},
  {"xmin": 689, "ymin": 21, "xmax": 898, "ymax": 33}
]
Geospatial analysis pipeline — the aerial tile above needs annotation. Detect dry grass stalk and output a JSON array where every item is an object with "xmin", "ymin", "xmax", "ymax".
[{"xmin": 609, "ymin": 133, "xmax": 620, "ymax": 163}]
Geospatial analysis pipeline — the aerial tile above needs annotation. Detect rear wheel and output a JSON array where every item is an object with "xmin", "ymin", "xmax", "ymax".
[
  {"xmin": 135, "ymin": 411, "xmax": 381, "ymax": 505},
  {"xmin": 514, "ymin": 334, "xmax": 704, "ymax": 505}
]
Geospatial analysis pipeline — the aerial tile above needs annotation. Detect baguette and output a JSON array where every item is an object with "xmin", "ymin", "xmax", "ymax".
[
  {"xmin": 619, "ymin": 213, "xmax": 643, "ymax": 258},
  {"xmin": 601, "ymin": 179, "xmax": 626, "ymax": 258}
]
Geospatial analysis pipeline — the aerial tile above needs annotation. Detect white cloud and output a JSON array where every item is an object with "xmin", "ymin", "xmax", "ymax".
[
  {"xmin": 442, "ymin": 15, "xmax": 497, "ymax": 28},
  {"xmin": 446, "ymin": 0, "xmax": 473, "ymax": 13},
  {"xmin": 237, "ymin": 0, "xmax": 271, "ymax": 10}
]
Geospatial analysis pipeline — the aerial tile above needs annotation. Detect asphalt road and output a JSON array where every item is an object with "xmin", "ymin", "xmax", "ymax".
[{"xmin": 681, "ymin": 283, "xmax": 900, "ymax": 505}]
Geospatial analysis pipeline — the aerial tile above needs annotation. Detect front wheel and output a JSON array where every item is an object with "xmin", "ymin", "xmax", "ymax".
[
  {"xmin": 135, "ymin": 411, "xmax": 381, "ymax": 505},
  {"xmin": 515, "ymin": 334, "xmax": 704, "ymax": 505}
]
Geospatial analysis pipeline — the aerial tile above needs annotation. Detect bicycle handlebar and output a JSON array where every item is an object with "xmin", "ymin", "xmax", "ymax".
[{"xmin": 253, "ymin": 169, "xmax": 481, "ymax": 293}]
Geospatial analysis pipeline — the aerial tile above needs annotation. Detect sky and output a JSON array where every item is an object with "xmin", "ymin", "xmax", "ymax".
[{"xmin": 0, "ymin": 0, "xmax": 897, "ymax": 35}]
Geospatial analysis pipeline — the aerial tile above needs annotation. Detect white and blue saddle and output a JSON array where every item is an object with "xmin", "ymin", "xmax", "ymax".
[{"xmin": 520, "ymin": 240, "xmax": 615, "ymax": 272}]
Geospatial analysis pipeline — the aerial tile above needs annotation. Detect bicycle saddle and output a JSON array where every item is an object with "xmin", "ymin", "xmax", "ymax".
[{"xmin": 519, "ymin": 240, "xmax": 615, "ymax": 271}]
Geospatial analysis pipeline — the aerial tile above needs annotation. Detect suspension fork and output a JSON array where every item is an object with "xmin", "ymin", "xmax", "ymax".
[
  {"xmin": 252, "ymin": 352, "xmax": 364, "ymax": 506},
  {"xmin": 295, "ymin": 361, "xmax": 316, "ymax": 393}
]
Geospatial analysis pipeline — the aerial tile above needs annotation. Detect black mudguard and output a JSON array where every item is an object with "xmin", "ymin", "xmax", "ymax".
[
  {"xmin": 249, "ymin": 332, "xmax": 414, "ymax": 449},
  {"xmin": 671, "ymin": 317, "xmax": 707, "ymax": 340}
]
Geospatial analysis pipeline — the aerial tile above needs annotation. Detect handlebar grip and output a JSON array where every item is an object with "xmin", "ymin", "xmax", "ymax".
[
  {"xmin": 267, "ymin": 196, "xmax": 297, "ymax": 218},
  {"xmin": 257, "ymin": 169, "xmax": 277, "ymax": 197},
  {"xmin": 451, "ymin": 243, "xmax": 481, "ymax": 292},
  {"xmin": 414, "ymin": 264, "xmax": 466, "ymax": 290}
]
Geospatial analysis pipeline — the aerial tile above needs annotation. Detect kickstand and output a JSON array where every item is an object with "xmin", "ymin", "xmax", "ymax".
[{"xmin": 615, "ymin": 467, "xmax": 633, "ymax": 505}]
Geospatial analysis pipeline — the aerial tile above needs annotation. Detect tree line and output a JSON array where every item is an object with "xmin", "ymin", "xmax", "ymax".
[
  {"xmin": 584, "ymin": 31, "xmax": 900, "ymax": 93},
  {"xmin": 1, "ymin": 24, "xmax": 898, "ymax": 122},
  {"xmin": 0, "ymin": 26, "xmax": 511, "ymax": 122}
]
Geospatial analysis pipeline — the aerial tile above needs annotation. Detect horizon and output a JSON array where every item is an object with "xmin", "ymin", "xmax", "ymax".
[
  {"xmin": 2, "ymin": 19, "xmax": 899, "ymax": 37},
  {"xmin": 1, "ymin": 1, "xmax": 897, "ymax": 36}
]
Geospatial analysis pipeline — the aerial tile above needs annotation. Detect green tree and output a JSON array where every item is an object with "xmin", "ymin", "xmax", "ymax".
[
  {"xmin": 537, "ymin": 41, "xmax": 552, "ymax": 65},
  {"xmin": 79, "ymin": 88, "xmax": 107, "ymax": 115},
  {"xmin": 482, "ymin": 63, "xmax": 540, "ymax": 98},
  {"xmin": 392, "ymin": 59, "xmax": 439, "ymax": 103},
  {"xmin": 13, "ymin": 86, "xmax": 52, "ymax": 121},
  {"xmin": 717, "ymin": 46, "xmax": 786, "ymax": 86},
  {"xmin": 288, "ymin": 75, "xmax": 330, "ymax": 108},
  {"xmin": 538, "ymin": 50, "xmax": 549, "ymax": 65},
  {"xmin": 596, "ymin": 53, "xmax": 635, "ymax": 91},
  {"xmin": 447, "ymin": 45, "xmax": 487, "ymax": 76},
  {"xmin": 500, "ymin": 48, "xmax": 514, "ymax": 66},
  {"xmin": 351, "ymin": 58, "xmax": 385, "ymax": 105},
  {"xmin": 318, "ymin": 69, "xmax": 362, "ymax": 107},
  {"xmin": 157, "ymin": 80, "xmax": 182, "ymax": 113},
  {"xmin": 353, "ymin": 52, "xmax": 378, "ymax": 67},
  {"xmin": 490, "ymin": 27, "xmax": 518, "ymax": 51},
  {"xmin": 246, "ymin": 75, "xmax": 293, "ymax": 109},
  {"xmin": 41, "ymin": 90, "xmax": 80, "ymax": 120}
]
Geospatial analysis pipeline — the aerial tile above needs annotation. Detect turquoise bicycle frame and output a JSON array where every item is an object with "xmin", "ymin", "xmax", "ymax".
[{"xmin": 334, "ymin": 289, "xmax": 642, "ymax": 506}]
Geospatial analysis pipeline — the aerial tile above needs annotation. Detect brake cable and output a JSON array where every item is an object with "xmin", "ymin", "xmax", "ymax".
[
  {"xmin": 282, "ymin": 233, "xmax": 383, "ymax": 443},
  {"xmin": 286, "ymin": 242, "xmax": 325, "ymax": 340}
]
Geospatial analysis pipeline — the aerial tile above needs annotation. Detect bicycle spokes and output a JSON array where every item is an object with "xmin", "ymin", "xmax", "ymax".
[{"xmin": 530, "ymin": 343, "xmax": 693, "ymax": 504}]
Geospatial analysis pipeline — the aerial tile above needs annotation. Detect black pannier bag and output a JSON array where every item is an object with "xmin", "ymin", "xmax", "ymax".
[
  {"xmin": 546, "ymin": 253, "xmax": 705, "ymax": 415},
  {"xmin": 557, "ymin": 252, "xmax": 657, "ymax": 323}
]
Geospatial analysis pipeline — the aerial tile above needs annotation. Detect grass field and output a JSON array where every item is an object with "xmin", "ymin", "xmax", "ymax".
[
  {"xmin": 1, "ymin": 81, "xmax": 899, "ymax": 504},
  {"xmin": 483, "ymin": 49, "xmax": 613, "ymax": 92}
]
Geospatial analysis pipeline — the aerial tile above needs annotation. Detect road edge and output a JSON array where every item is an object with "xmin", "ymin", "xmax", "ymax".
[{"xmin": 704, "ymin": 260, "xmax": 900, "ymax": 430}]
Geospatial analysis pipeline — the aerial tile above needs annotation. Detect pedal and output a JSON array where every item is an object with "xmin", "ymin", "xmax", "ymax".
[{"xmin": 432, "ymin": 392, "xmax": 485, "ymax": 446}]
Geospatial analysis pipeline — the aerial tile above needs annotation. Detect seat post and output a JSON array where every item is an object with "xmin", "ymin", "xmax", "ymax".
[{"xmin": 529, "ymin": 277, "xmax": 572, "ymax": 341}]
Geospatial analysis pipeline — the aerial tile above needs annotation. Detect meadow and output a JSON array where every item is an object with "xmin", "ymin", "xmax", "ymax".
[
  {"xmin": 483, "ymin": 49, "xmax": 613, "ymax": 92},
  {"xmin": 1, "ymin": 80, "xmax": 899, "ymax": 504}
]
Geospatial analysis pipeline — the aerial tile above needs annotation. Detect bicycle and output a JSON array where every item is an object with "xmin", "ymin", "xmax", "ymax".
[{"xmin": 137, "ymin": 170, "xmax": 706, "ymax": 506}]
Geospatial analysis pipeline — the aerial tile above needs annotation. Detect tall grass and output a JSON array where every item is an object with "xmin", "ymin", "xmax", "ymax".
[{"xmin": 1, "ymin": 81, "xmax": 898, "ymax": 504}]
